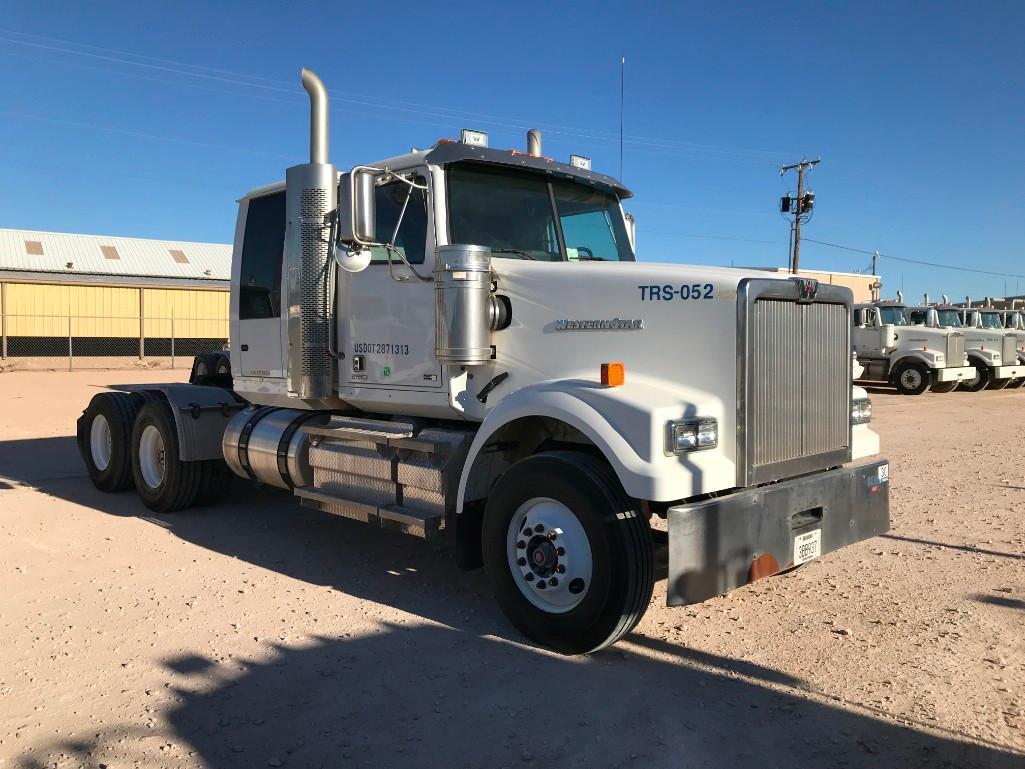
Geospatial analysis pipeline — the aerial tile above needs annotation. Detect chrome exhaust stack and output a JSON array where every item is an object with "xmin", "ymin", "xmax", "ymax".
[
  {"xmin": 527, "ymin": 129, "xmax": 542, "ymax": 156},
  {"xmin": 285, "ymin": 68, "xmax": 337, "ymax": 400}
]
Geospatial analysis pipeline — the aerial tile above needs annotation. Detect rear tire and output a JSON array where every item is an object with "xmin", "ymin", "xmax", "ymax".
[
  {"xmin": 77, "ymin": 392, "xmax": 147, "ymax": 492},
  {"xmin": 1006, "ymin": 376, "xmax": 1025, "ymax": 389},
  {"xmin": 130, "ymin": 400, "xmax": 203, "ymax": 513},
  {"xmin": 929, "ymin": 381, "xmax": 959, "ymax": 394},
  {"xmin": 482, "ymin": 451, "xmax": 654, "ymax": 655},
  {"xmin": 986, "ymin": 377, "xmax": 1011, "ymax": 390},
  {"xmin": 893, "ymin": 362, "xmax": 930, "ymax": 395}
]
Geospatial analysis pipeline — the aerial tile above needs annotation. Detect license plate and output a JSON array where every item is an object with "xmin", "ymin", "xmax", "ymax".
[{"xmin": 793, "ymin": 529, "xmax": 822, "ymax": 566}]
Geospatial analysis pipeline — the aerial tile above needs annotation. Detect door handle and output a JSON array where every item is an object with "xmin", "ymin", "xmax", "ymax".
[{"xmin": 240, "ymin": 344, "xmax": 249, "ymax": 351}]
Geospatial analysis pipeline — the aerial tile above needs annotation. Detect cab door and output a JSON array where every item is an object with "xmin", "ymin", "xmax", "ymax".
[
  {"xmin": 234, "ymin": 192, "xmax": 286, "ymax": 379},
  {"xmin": 343, "ymin": 172, "xmax": 442, "ymax": 389}
]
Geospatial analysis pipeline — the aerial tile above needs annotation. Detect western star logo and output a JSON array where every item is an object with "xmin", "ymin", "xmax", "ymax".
[{"xmin": 554, "ymin": 318, "xmax": 644, "ymax": 331}]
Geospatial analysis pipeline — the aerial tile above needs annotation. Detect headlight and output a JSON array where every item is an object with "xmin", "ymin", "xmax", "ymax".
[
  {"xmin": 851, "ymin": 397, "xmax": 872, "ymax": 425},
  {"xmin": 666, "ymin": 418, "xmax": 718, "ymax": 454}
]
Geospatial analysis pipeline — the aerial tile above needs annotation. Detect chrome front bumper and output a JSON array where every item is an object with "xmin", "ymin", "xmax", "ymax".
[
  {"xmin": 935, "ymin": 365, "xmax": 976, "ymax": 382},
  {"xmin": 993, "ymin": 365, "xmax": 1025, "ymax": 380},
  {"xmin": 666, "ymin": 459, "xmax": 890, "ymax": 606}
]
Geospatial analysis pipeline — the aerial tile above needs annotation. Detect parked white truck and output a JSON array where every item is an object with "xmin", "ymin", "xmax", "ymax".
[
  {"xmin": 76, "ymin": 70, "xmax": 889, "ymax": 654},
  {"xmin": 906, "ymin": 304, "xmax": 1025, "ymax": 391},
  {"xmin": 852, "ymin": 300, "xmax": 973, "ymax": 394}
]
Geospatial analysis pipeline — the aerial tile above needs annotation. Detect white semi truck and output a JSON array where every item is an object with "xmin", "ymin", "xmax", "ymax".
[
  {"xmin": 852, "ymin": 300, "xmax": 973, "ymax": 394},
  {"xmin": 76, "ymin": 69, "xmax": 889, "ymax": 654},
  {"xmin": 906, "ymin": 304, "xmax": 1025, "ymax": 391}
]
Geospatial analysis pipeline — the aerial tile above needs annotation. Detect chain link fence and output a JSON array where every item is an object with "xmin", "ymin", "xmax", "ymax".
[{"xmin": 1, "ymin": 313, "xmax": 228, "ymax": 370}]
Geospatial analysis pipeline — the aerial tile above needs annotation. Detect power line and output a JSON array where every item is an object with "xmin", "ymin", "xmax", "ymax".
[
  {"xmin": 0, "ymin": 28, "xmax": 791, "ymax": 163},
  {"xmin": 802, "ymin": 238, "xmax": 1025, "ymax": 279}
]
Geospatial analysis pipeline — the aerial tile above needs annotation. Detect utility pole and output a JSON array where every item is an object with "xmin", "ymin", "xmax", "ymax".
[{"xmin": 779, "ymin": 158, "xmax": 821, "ymax": 273}]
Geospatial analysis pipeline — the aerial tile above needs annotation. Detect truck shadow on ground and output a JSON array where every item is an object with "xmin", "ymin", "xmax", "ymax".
[
  {"xmin": 5, "ymin": 436, "xmax": 1025, "ymax": 767},
  {"xmin": 15, "ymin": 623, "xmax": 1025, "ymax": 769}
]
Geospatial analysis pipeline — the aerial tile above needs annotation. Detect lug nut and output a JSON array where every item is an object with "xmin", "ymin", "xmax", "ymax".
[
  {"xmin": 556, "ymin": 565, "xmax": 566, "ymax": 574},
  {"xmin": 525, "ymin": 573, "xmax": 534, "ymax": 581},
  {"xmin": 548, "ymin": 578, "xmax": 558, "ymax": 587},
  {"xmin": 557, "ymin": 547, "xmax": 566, "ymax": 556},
  {"xmin": 534, "ymin": 524, "xmax": 544, "ymax": 533},
  {"xmin": 517, "ymin": 557, "xmax": 526, "ymax": 566},
  {"xmin": 516, "ymin": 540, "xmax": 526, "ymax": 549},
  {"xmin": 523, "ymin": 528, "xmax": 532, "ymax": 537},
  {"xmin": 537, "ymin": 581, "xmax": 546, "ymax": 589},
  {"xmin": 547, "ymin": 530, "xmax": 558, "ymax": 540}
]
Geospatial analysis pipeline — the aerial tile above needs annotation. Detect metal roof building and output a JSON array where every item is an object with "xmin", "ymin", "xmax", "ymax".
[
  {"xmin": 0, "ymin": 228, "xmax": 231, "ymax": 286},
  {"xmin": 0, "ymin": 228, "xmax": 232, "ymax": 365}
]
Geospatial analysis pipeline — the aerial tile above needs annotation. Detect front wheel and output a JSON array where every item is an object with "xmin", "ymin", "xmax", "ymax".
[
  {"xmin": 893, "ymin": 362, "xmax": 930, "ymax": 395},
  {"xmin": 482, "ymin": 451, "xmax": 654, "ymax": 655},
  {"xmin": 959, "ymin": 362, "xmax": 991, "ymax": 392}
]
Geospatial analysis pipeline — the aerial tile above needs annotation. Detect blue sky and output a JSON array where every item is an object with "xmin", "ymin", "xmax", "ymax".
[{"xmin": 1, "ymin": 1, "xmax": 1023, "ymax": 300}]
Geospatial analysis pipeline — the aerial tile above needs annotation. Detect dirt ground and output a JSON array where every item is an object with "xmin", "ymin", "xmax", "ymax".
[{"xmin": 1, "ymin": 370, "xmax": 1022, "ymax": 769}]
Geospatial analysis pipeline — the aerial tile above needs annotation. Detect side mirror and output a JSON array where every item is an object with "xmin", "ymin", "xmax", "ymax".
[{"xmin": 338, "ymin": 167, "xmax": 379, "ymax": 246}]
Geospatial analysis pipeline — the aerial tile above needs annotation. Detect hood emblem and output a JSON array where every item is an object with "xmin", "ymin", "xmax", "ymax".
[{"xmin": 792, "ymin": 277, "xmax": 820, "ymax": 303}]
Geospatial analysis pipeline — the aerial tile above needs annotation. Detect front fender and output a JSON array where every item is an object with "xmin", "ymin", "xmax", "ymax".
[{"xmin": 456, "ymin": 376, "xmax": 738, "ymax": 512}]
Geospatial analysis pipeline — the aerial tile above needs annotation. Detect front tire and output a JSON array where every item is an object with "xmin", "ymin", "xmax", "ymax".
[
  {"xmin": 893, "ymin": 362, "xmax": 930, "ymax": 395},
  {"xmin": 482, "ymin": 451, "xmax": 654, "ymax": 655},
  {"xmin": 959, "ymin": 361, "xmax": 991, "ymax": 392},
  {"xmin": 130, "ymin": 401, "xmax": 204, "ymax": 513}
]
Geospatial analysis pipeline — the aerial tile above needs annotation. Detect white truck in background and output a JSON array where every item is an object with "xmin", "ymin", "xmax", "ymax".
[
  {"xmin": 906, "ymin": 303, "xmax": 1025, "ymax": 391},
  {"xmin": 852, "ymin": 299, "xmax": 973, "ymax": 394},
  {"xmin": 76, "ymin": 69, "xmax": 889, "ymax": 655}
]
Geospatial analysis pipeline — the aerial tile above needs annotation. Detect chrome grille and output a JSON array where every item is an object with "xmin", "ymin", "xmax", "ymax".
[
  {"xmin": 746, "ymin": 298, "xmax": 850, "ymax": 483},
  {"xmin": 1002, "ymin": 334, "xmax": 1016, "ymax": 364},
  {"xmin": 946, "ymin": 333, "xmax": 965, "ymax": 366}
]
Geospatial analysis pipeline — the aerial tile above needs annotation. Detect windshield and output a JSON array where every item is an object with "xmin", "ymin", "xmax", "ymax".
[
  {"xmin": 935, "ymin": 309, "xmax": 962, "ymax": 328},
  {"xmin": 447, "ymin": 164, "xmax": 634, "ymax": 262},
  {"xmin": 980, "ymin": 312, "xmax": 1003, "ymax": 329},
  {"xmin": 879, "ymin": 306, "xmax": 909, "ymax": 326}
]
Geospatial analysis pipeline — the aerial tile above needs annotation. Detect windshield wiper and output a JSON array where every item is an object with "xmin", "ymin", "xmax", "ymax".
[{"xmin": 490, "ymin": 247, "xmax": 537, "ymax": 260}]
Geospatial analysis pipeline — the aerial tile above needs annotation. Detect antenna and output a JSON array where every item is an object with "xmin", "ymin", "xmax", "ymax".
[{"xmin": 619, "ymin": 56, "xmax": 625, "ymax": 180}]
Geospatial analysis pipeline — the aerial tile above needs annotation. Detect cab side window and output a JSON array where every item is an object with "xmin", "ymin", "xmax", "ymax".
[
  {"xmin": 239, "ymin": 192, "xmax": 285, "ymax": 319},
  {"xmin": 369, "ymin": 177, "xmax": 428, "ymax": 265}
]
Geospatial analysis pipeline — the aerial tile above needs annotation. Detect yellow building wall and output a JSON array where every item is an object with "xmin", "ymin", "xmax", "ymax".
[
  {"xmin": 4, "ymin": 283, "xmax": 140, "ymax": 337},
  {"xmin": 2, "ymin": 281, "xmax": 228, "ymax": 338},
  {"xmin": 142, "ymin": 287, "xmax": 228, "ymax": 339}
]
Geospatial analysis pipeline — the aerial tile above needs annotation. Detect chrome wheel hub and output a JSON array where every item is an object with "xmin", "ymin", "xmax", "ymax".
[
  {"xmin": 507, "ymin": 497, "xmax": 593, "ymax": 613},
  {"xmin": 900, "ymin": 369, "xmax": 923, "ymax": 389},
  {"xmin": 138, "ymin": 424, "xmax": 166, "ymax": 490},
  {"xmin": 90, "ymin": 414, "xmax": 112, "ymax": 472}
]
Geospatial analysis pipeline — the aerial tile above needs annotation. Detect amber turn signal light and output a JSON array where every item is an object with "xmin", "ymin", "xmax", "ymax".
[{"xmin": 601, "ymin": 362, "xmax": 625, "ymax": 387}]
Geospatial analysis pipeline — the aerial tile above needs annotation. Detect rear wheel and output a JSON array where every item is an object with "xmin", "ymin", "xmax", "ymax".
[
  {"xmin": 987, "ymin": 377, "xmax": 1011, "ymax": 390},
  {"xmin": 893, "ymin": 362, "xmax": 930, "ymax": 395},
  {"xmin": 930, "ymin": 380, "xmax": 959, "ymax": 394},
  {"xmin": 482, "ymin": 451, "xmax": 654, "ymax": 655},
  {"xmin": 959, "ymin": 361, "xmax": 991, "ymax": 392},
  {"xmin": 131, "ymin": 401, "xmax": 203, "ymax": 513},
  {"xmin": 78, "ymin": 392, "xmax": 148, "ymax": 491}
]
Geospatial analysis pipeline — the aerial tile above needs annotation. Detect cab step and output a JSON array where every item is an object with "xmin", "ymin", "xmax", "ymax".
[
  {"xmin": 295, "ymin": 420, "xmax": 473, "ymax": 540},
  {"xmin": 295, "ymin": 487, "xmax": 443, "ymax": 540}
]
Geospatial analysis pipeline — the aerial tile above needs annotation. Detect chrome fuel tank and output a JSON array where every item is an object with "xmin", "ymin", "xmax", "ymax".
[{"xmin": 223, "ymin": 406, "xmax": 331, "ymax": 489}]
